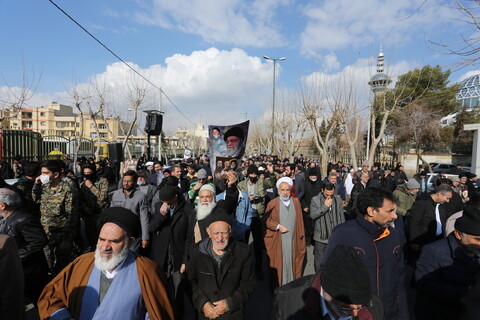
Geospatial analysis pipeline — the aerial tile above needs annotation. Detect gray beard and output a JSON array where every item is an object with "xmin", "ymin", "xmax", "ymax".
[
  {"xmin": 196, "ymin": 201, "xmax": 216, "ymax": 220},
  {"xmin": 94, "ymin": 242, "xmax": 129, "ymax": 272}
]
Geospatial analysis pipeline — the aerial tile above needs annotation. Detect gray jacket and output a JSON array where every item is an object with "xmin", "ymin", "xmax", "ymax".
[
  {"xmin": 111, "ymin": 186, "xmax": 150, "ymax": 240},
  {"xmin": 309, "ymin": 193, "xmax": 344, "ymax": 243}
]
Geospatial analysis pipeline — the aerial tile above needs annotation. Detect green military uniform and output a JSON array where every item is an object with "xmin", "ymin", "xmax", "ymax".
[
  {"xmin": 33, "ymin": 179, "xmax": 79, "ymax": 273},
  {"xmin": 188, "ymin": 181, "xmax": 216, "ymax": 206},
  {"xmin": 79, "ymin": 176, "xmax": 110, "ymax": 250}
]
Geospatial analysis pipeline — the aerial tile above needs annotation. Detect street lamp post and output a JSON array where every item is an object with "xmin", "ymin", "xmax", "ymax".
[{"xmin": 263, "ymin": 55, "xmax": 285, "ymax": 155}]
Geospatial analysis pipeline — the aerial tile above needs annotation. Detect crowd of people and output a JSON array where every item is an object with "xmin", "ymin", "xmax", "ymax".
[{"xmin": 1, "ymin": 154, "xmax": 480, "ymax": 320}]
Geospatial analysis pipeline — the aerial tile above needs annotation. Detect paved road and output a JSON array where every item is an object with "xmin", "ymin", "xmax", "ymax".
[{"xmin": 244, "ymin": 245, "xmax": 315, "ymax": 319}]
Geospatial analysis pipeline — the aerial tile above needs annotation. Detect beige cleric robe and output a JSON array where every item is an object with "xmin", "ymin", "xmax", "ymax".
[
  {"xmin": 264, "ymin": 197, "xmax": 306, "ymax": 289},
  {"xmin": 37, "ymin": 252, "xmax": 175, "ymax": 320}
]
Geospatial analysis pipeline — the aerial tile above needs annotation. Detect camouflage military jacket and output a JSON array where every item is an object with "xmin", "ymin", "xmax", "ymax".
[
  {"xmin": 32, "ymin": 179, "xmax": 79, "ymax": 241},
  {"xmin": 79, "ymin": 177, "xmax": 110, "ymax": 215}
]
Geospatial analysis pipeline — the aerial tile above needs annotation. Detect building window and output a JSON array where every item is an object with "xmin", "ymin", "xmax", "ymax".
[
  {"xmin": 41, "ymin": 130, "xmax": 45, "ymax": 135},
  {"xmin": 40, "ymin": 121, "xmax": 46, "ymax": 126},
  {"xmin": 99, "ymin": 124, "xmax": 107, "ymax": 129},
  {"xmin": 22, "ymin": 112, "xmax": 33, "ymax": 119},
  {"xmin": 100, "ymin": 133, "xmax": 107, "ymax": 138},
  {"xmin": 22, "ymin": 121, "xmax": 33, "ymax": 129},
  {"xmin": 90, "ymin": 132, "xmax": 97, "ymax": 138},
  {"xmin": 40, "ymin": 112, "xmax": 46, "ymax": 117}
]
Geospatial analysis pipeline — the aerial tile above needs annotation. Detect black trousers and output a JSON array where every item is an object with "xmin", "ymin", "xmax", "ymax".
[{"xmin": 245, "ymin": 215, "xmax": 265, "ymax": 272}]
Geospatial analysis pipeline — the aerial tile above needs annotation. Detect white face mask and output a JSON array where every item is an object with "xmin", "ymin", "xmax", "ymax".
[
  {"xmin": 213, "ymin": 134, "xmax": 220, "ymax": 139},
  {"xmin": 310, "ymin": 177, "xmax": 317, "ymax": 182},
  {"xmin": 40, "ymin": 174, "xmax": 52, "ymax": 185}
]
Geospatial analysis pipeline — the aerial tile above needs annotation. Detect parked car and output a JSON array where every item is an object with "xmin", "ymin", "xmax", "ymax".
[
  {"xmin": 165, "ymin": 158, "xmax": 184, "ymax": 168},
  {"xmin": 432, "ymin": 163, "xmax": 456, "ymax": 173}
]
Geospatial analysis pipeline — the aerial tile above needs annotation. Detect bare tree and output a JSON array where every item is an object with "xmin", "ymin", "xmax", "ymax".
[
  {"xmin": 123, "ymin": 83, "xmax": 148, "ymax": 154},
  {"xmin": 392, "ymin": 103, "xmax": 442, "ymax": 171},
  {"xmin": 327, "ymin": 74, "xmax": 363, "ymax": 170},
  {"xmin": 430, "ymin": 0, "xmax": 480, "ymax": 69},
  {"xmin": 69, "ymin": 84, "xmax": 87, "ymax": 169},
  {"xmin": 86, "ymin": 83, "xmax": 108, "ymax": 161},
  {"xmin": 0, "ymin": 64, "xmax": 40, "ymax": 128},
  {"xmin": 300, "ymin": 75, "xmax": 339, "ymax": 179},
  {"xmin": 246, "ymin": 118, "xmax": 272, "ymax": 155},
  {"xmin": 275, "ymin": 91, "xmax": 307, "ymax": 160}
]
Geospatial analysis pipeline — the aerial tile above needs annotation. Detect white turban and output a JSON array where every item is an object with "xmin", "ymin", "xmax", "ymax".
[
  {"xmin": 276, "ymin": 176, "xmax": 293, "ymax": 189},
  {"xmin": 199, "ymin": 184, "xmax": 216, "ymax": 197}
]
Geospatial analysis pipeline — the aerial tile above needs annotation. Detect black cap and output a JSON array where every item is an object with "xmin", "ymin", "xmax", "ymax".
[
  {"xmin": 223, "ymin": 126, "xmax": 244, "ymax": 142},
  {"xmin": 98, "ymin": 207, "xmax": 141, "ymax": 239},
  {"xmin": 455, "ymin": 205, "xmax": 480, "ymax": 236},
  {"xmin": 206, "ymin": 208, "xmax": 232, "ymax": 227},
  {"xmin": 467, "ymin": 173, "xmax": 477, "ymax": 179},
  {"xmin": 308, "ymin": 167, "xmax": 318, "ymax": 176},
  {"xmin": 321, "ymin": 245, "xmax": 372, "ymax": 305},
  {"xmin": 247, "ymin": 164, "xmax": 259, "ymax": 175},
  {"xmin": 158, "ymin": 186, "xmax": 178, "ymax": 202}
]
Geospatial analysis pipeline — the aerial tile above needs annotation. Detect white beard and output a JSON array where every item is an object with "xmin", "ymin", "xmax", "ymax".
[
  {"xmin": 196, "ymin": 201, "xmax": 216, "ymax": 221},
  {"xmin": 94, "ymin": 241, "xmax": 129, "ymax": 272}
]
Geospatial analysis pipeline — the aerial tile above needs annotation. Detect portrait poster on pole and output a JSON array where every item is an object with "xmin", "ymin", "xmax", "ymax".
[
  {"xmin": 124, "ymin": 158, "xmax": 138, "ymax": 171},
  {"xmin": 208, "ymin": 120, "xmax": 249, "ymax": 172}
]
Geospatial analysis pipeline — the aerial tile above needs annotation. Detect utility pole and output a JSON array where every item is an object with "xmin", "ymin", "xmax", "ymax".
[
  {"xmin": 241, "ymin": 112, "xmax": 251, "ymax": 121},
  {"xmin": 263, "ymin": 55, "xmax": 286, "ymax": 155}
]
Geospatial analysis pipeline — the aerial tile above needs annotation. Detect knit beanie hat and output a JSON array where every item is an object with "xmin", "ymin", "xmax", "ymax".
[
  {"xmin": 247, "ymin": 164, "xmax": 259, "ymax": 175},
  {"xmin": 455, "ymin": 205, "xmax": 480, "ymax": 236},
  {"xmin": 307, "ymin": 167, "xmax": 318, "ymax": 177},
  {"xmin": 321, "ymin": 244, "xmax": 372, "ymax": 305},
  {"xmin": 206, "ymin": 208, "xmax": 232, "ymax": 227},
  {"xmin": 200, "ymin": 183, "xmax": 216, "ymax": 197},
  {"xmin": 406, "ymin": 178, "xmax": 420, "ymax": 189}
]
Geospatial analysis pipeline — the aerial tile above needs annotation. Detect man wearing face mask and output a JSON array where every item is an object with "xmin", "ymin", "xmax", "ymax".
[
  {"xmin": 301, "ymin": 167, "xmax": 324, "ymax": 246},
  {"xmin": 32, "ymin": 160, "xmax": 80, "ymax": 273},
  {"xmin": 238, "ymin": 163, "xmax": 276, "ymax": 279},
  {"xmin": 415, "ymin": 205, "xmax": 480, "ymax": 319},
  {"xmin": 136, "ymin": 170, "xmax": 156, "ymax": 207},
  {"xmin": 79, "ymin": 164, "xmax": 110, "ymax": 252}
]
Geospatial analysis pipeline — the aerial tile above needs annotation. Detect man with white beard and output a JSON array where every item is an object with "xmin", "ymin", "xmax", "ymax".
[
  {"xmin": 38, "ymin": 207, "xmax": 174, "ymax": 320},
  {"xmin": 265, "ymin": 177, "xmax": 306, "ymax": 289},
  {"xmin": 191, "ymin": 170, "xmax": 239, "ymax": 243}
]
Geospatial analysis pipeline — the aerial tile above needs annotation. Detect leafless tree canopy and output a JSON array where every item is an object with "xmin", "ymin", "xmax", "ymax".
[{"xmin": 430, "ymin": 0, "xmax": 480, "ymax": 69}]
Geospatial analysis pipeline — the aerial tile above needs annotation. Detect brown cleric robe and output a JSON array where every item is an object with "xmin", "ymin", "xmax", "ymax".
[
  {"xmin": 37, "ymin": 252, "xmax": 175, "ymax": 320},
  {"xmin": 264, "ymin": 197, "xmax": 306, "ymax": 289}
]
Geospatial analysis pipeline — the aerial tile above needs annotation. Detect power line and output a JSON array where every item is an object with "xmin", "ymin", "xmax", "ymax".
[{"xmin": 47, "ymin": 0, "xmax": 196, "ymax": 126}]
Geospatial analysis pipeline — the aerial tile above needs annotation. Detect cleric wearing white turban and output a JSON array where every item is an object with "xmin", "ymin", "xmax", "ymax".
[{"xmin": 265, "ymin": 175, "xmax": 305, "ymax": 288}]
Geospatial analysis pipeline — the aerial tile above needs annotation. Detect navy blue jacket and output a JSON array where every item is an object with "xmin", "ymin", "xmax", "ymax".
[
  {"xmin": 415, "ymin": 234, "xmax": 480, "ymax": 319},
  {"xmin": 321, "ymin": 213, "xmax": 408, "ymax": 320}
]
